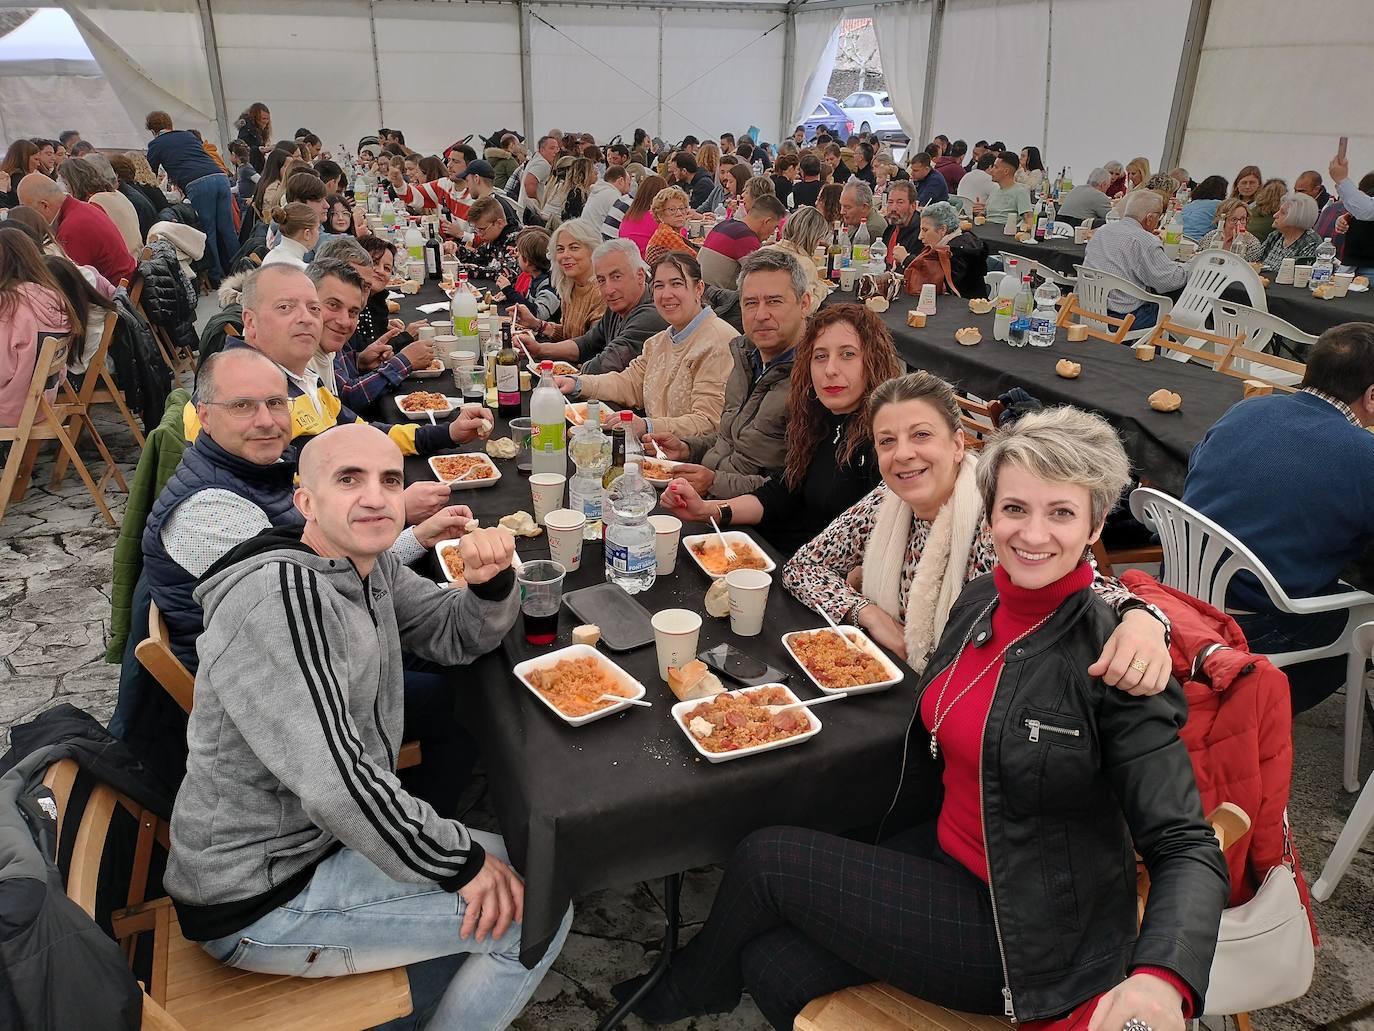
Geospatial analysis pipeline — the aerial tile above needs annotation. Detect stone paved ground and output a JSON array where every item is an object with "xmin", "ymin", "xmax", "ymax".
[{"xmin": 3, "ymin": 407, "xmax": 1373, "ymax": 1031}]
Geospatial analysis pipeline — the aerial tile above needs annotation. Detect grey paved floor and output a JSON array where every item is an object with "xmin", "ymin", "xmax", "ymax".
[{"xmin": 3, "ymin": 402, "xmax": 1372, "ymax": 1030}]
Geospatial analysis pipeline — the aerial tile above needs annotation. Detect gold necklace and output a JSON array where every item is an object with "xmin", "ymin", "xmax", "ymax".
[{"xmin": 927, "ymin": 600, "xmax": 1053, "ymax": 760}]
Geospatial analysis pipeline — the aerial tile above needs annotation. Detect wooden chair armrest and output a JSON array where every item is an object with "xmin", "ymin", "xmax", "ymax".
[{"xmin": 398, "ymin": 741, "xmax": 422, "ymax": 770}]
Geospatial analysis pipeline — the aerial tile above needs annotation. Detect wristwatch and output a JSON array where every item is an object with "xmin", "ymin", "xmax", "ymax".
[
  {"xmin": 717, "ymin": 502, "xmax": 733, "ymax": 527},
  {"xmin": 1118, "ymin": 598, "xmax": 1172, "ymax": 647}
]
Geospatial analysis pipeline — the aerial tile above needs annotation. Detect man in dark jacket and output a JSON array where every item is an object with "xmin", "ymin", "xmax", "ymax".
[
  {"xmin": 671, "ymin": 152, "xmax": 715, "ymax": 211},
  {"xmin": 881, "ymin": 181, "xmax": 923, "ymax": 266},
  {"xmin": 145, "ymin": 111, "xmax": 236, "ymax": 284},
  {"xmin": 522, "ymin": 239, "xmax": 667, "ymax": 374}
]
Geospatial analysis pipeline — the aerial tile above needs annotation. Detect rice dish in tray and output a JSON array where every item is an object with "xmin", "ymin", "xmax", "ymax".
[
  {"xmin": 682, "ymin": 686, "xmax": 809, "ymax": 753},
  {"xmin": 788, "ymin": 629, "xmax": 889, "ymax": 689},
  {"xmin": 527, "ymin": 656, "xmax": 631, "ymax": 717}
]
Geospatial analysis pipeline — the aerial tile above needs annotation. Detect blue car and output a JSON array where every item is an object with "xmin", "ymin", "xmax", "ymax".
[{"xmin": 799, "ymin": 97, "xmax": 853, "ymax": 142}]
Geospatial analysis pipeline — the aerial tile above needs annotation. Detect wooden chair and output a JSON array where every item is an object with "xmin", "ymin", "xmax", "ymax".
[
  {"xmin": 1140, "ymin": 317, "xmax": 1244, "ymax": 370},
  {"xmin": 955, "ymin": 395, "xmax": 1003, "ymax": 451},
  {"xmin": 0, "ymin": 335, "xmax": 126, "ymax": 526},
  {"xmin": 1216, "ymin": 343, "xmax": 1306, "ymax": 394},
  {"xmin": 135, "ymin": 600, "xmax": 421, "ymax": 771},
  {"xmin": 796, "ymin": 805, "xmax": 1253, "ymax": 1031},
  {"xmin": 50, "ymin": 279, "xmax": 147, "ymax": 490},
  {"xmin": 1055, "ymin": 292, "xmax": 1137, "ymax": 345},
  {"xmin": 42, "ymin": 758, "xmax": 413, "ymax": 1031}
]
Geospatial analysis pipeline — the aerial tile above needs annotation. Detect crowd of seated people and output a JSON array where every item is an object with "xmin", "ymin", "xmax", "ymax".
[{"xmin": 11, "ymin": 106, "xmax": 1374, "ymax": 1031}]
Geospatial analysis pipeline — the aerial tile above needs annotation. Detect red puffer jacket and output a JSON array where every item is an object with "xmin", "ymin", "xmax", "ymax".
[{"xmin": 1120, "ymin": 571, "xmax": 1317, "ymax": 941}]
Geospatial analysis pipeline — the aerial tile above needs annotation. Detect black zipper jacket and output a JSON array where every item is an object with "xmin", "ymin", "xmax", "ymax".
[{"xmin": 898, "ymin": 573, "xmax": 1229, "ymax": 1021}]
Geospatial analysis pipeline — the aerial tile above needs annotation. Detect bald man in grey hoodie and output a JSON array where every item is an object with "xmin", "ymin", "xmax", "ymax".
[{"xmin": 165, "ymin": 424, "xmax": 570, "ymax": 1028}]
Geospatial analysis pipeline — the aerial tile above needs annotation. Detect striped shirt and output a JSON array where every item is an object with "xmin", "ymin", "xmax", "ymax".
[{"xmin": 1082, "ymin": 217, "xmax": 1191, "ymax": 313}]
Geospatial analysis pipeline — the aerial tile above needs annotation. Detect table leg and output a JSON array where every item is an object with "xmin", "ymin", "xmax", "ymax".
[{"xmin": 595, "ymin": 873, "xmax": 683, "ymax": 1031}]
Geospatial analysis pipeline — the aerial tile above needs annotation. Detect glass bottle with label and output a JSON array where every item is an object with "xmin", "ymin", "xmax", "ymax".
[{"xmin": 496, "ymin": 323, "xmax": 521, "ymax": 418}]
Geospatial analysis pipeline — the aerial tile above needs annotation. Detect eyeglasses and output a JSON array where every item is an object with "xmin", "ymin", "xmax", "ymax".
[{"xmin": 203, "ymin": 396, "xmax": 291, "ymax": 419}]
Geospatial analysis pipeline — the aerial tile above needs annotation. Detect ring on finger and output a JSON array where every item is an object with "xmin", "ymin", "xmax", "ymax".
[{"xmin": 1129, "ymin": 657, "xmax": 1150, "ymax": 674}]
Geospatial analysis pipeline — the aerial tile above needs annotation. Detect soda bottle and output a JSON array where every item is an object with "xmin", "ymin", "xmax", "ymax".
[
  {"xmin": 530, "ymin": 360, "xmax": 566, "ymax": 475},
  {"xmin": 852, "ymin": 222, "xmax": 871, "ymax": 265},
  {"xmin": 451, "ymin": 272, "xmax": 479, "ymax": 336}
]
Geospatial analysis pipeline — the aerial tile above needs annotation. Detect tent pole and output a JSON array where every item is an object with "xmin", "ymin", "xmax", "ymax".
[
  {"xmin": 195, "ymin": 0, "xmax": 231, "ymax": 152},
  {"xmin": 1041, "ymin": 0, "xmax": 1052, "ymax": 157},
  {"xmin": 658, "ymin": 10, "xmax": 665, "ymax": 137},
  {"xmin": 780, "ymin": 1, "xmax": 797, "ymax": 140},
  {"xmin": 917, "ymin": 0, "xmax": 944, "ymax": 151},
  {"xmin": 368, "ymin": 1, "xmax": 384, "ymax": 132},
  {"xmin": 1161, "ymin": 0, "xmax": 1210, "ymax": 172},
  {"xmin": 518, "ymin": 1, "xmax": 535, "ymax": 142}
]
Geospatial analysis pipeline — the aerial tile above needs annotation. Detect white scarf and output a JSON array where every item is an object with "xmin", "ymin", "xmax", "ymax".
[{"xmin": 861, "ymin": 453, "xmax": 984, "ymax": 671}]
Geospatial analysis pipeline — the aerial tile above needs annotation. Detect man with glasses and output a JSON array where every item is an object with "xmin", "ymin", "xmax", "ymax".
[{"xmin": 461, "ymin": 196, "xmax": 519, "ymax": 267}]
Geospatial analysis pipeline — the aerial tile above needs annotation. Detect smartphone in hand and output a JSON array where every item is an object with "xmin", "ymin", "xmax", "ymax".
[{"xmin": 1338, "ymin": 136, "xmax": 1349, "ymax": 163}]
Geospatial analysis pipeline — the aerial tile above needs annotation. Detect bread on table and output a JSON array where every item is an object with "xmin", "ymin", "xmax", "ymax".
[{"xmin": 667, "ymin": 659, "xmax": 725, "ymax": 702}]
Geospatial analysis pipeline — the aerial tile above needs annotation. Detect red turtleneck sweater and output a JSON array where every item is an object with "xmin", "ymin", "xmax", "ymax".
[{"xmin": 921, "ymin": 560, "xmax": 1194, "ymax": 1022}]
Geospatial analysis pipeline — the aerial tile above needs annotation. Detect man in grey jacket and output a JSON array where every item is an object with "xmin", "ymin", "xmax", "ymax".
[
  {"xmin": 644, "ymin": 248, "xmax": 809, "ymax": 498},
  {"xmin": 166, "ymin": 423, "xmax": 570, "ymax": 1028}
]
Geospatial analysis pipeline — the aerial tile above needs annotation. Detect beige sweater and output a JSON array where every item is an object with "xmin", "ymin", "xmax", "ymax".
[{"xmin": 579, "ymin": 311, "xmax": 736, "ymax": 438}]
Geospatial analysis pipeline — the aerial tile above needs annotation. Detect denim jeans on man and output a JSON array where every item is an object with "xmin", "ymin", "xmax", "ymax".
[
  {"xmin": 201, "ymin": 830, "xmax": 573, "ymax": 1031},
  {"xmin": 184, "ymin": 173, "xmax": 237, "ymax": 282},
  {"xmin": 1114, "ymin": 301, "xmax": 1159, "ymax": 331},
  {"xmin": 1235, "ymin": 607, "xmax": 1348, "ymax": 714}
]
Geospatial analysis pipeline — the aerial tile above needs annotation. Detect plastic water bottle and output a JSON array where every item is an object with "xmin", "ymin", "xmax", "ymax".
[
  {"xmin": 530, "ymin": 360, "xmax": 567, "ymax": 476},
  {"xmin": 1029, "ymin": 282, "xmax": 1059, "ymax": 348},
  {"xmin": 837, "ymin": 225, "xmax": 852, "ymax": 269},
  {"xmin": 569, "ymin": 403, "xmax": 610, "ymax": 540},
  {"xmin": 1008, "ymin": 274, "xmax": 1034, "ymax": 347},
  {"xmin": 354, "ymin": 175, "xmax": 367, "ymax": 206},
  {"xmin": 993, "ymin": 258, "xmax": 1021, "ymax": 341},
  {"xmin": 752, "ymin": 157, "xmax": 764, "ymax": 177},
  {"xmin": 404, "ymin": 220, "xmax": 424, "ymax": 264},
  {"xmin": 851, "ymin": 222, "xmax": 871, "ymax": 265},
  {"xmin": 1162, "ymin": 210, "xmax": 1183, "ymax": 260},
  {"xmin": 1310, "ymin": 237, "xmax": 1337, "ymax": 289},
  {"xmin": 451, "ymin": 272, "xmax": 479, "ymax": 336},
  {"xmin": 604, "ymin": 463, "xmax": 657, "ymax": 594},
  {"xmin": 869, "ymin": 237, "xmax": 888, "ymax": 274}
]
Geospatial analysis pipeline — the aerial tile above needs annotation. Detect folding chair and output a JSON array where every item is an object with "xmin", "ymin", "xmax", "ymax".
[
  {"xmin": 0, "ymin": 336, "xmax": 126, "ymax": 526},
  {"xmin": 1071, "ymin": 264, "xmax": 1172, "ymax": 342},
  {"xmin": 43, "ymin": 758, "xmax": 413, "ymax": 1031},
  {"xmin": 1140, "ymin": 316, "xmax": 1243, "ymax": 370},
  {"xmin": 1209, "ymin": 298, "xmax": 1315, "ymax": 384},
  {"xmin": 50, "ymin": 279, "xmax": 146, "ymax": 490},
  {"xmin": 955, "ymin": 394, "xmax": 1002, "ymax": 451},
  {"xmin": 1055, "ymin": 292, "xmax": 1136, "ymax": 345},
  {"xmin": 998, "ymin": 253, "xmax": 1077, "ymax": 292}
]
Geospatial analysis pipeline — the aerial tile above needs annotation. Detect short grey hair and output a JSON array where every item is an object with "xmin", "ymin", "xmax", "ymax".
[
  {"xmin": 314, "ymin": 235, "xmax": 372, "ymax": 267},
  {"xmin": 1104, "ymin": 160, "xmax": 1125, "ymax": 175},
  {"xmin": 82, "ymin": 153, "xmax": 118, "ymax": 189},
  {"xmin": 548, "ymin": 217, "xmax": 605, "ymax": 291},
  {"xmin": 976, "ymin": 406, "xmax": 1131, "ymax": 527},
  {"xmin": 240, "ymin": 263, "xmax": 310, "ymax": 313},
  {"xmin": 920, "ymin": 201, "xmax": 961, "ymax": 234},
  {"xmin": 1086, "ymin": 167, "xmax": 1111, "ymax": 188},
  {"xmin": 842, "ymin": 180, "xmax": 874, "ymax": 208},
  {"xmin": 1123, "ymin": 189, "xmax": 1165, "ymax": 223},
  {"xmin": 306, "ymin": 256, "xmax": 368, "ymax": 295},
  {"xmin": 592, "ymin": 237, "xmax": 647, "ymax": 273},
  {"xmin": 1278, "ymin": 191, "xmax": 1319, "ymax": 231},
  {"xmin": 737, "ymin": 246, "xmax": 808, "ymax": 301},
  {"xmin": 197, "ymin": 347, "xmax": 284, "ymax": 405},
  {"xmin": 778, "ymin": 140, "xmax": 799, "ymax": 156}
]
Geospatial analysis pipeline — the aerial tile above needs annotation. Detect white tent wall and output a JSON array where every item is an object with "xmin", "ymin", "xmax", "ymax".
[
  {"xmin": 1178, "ymin": 0, "xmax": 1374, "ymax": 186},
  {"xmin": 870, "ymin": 1, "xmax": 930, "ymax": 144},
  {"xmin": 659, "ymin": 9, "xmax": 784, "ymax": 143}
]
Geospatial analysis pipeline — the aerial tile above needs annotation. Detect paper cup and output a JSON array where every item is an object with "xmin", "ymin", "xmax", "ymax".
[
  {"xmin": 530, "ymin": 473, "xmax": 566, "ymax": 524},
  {"xmin": 1073, "ymin": 225, "xmax": 1092, "ymax": 244},
  {"xmin": 839, "ymin": 267, "xmax": 859, "ymax": 291},
  {"xmin": 1293, "ymin": 265, "xmax": 1313, "ymax": 288},
  {"xmin": 417, "ymin": 324, "xmax": 437, "ymax": 341},
  {"xmin": 1333, "ymin": 272, "xmax": 1354, "ymax": 297},
  {"xmin": 651, "ymin": 608, "xmax": 702, "ymax": 682},
  {"xmin": 648, "ymin": 514, "xmax": 682, "ymax": 574},
  {"xmin": 1004, "ymin": 213, "xmax": 1019, "ymax": 236},
  {"xmin": 917, "ymin": 282, "xmax": 938, "ymax": 315},
  {"xmin": 725, "ymin": 568, "xmax": 771, "ymax": 637},
  {"xmin": 1179, "ymin": 240, "xmax": 1197, "ymax": 260},
  {"xmin": 1277, "ymin": 257, "xmax": 1296, "ymax": 285},
  {"xmin": 544, "ymin": 508, "xmax": 586, "ymax": 572}
]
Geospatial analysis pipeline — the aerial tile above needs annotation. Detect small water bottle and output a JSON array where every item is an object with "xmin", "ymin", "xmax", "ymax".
[
  {"xmin": 1310, "ymin": 237, "xmax": 1337, "ymax": 289},
  {"xmin": 604, "ymin": 463, "xmax": 656, "ymax": 594},
  {"xmin": 1029, "ymin": 283, "xmax": 1059, "ymax": 348}
]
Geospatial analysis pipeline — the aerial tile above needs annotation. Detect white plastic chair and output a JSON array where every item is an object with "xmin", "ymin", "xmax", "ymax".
[
  {"xmin": 949, "ymin": 195, "xmax": 974, "ymax": 216},
  {"xmin": 1209, "ymin": 299, "xmax": 1316, "ymax": 384},
  {"xmin": 1164, "ymin": 251, "xmax": 1268, "ymax": 362},
  {"xmin": 1313, "ymin": 621, "xmax": 1374, "ymax": 901},
  {"xmin": 1072, "ymin": 264, "xmax": 1172, "ymax": 342},
  {"xmin": 999, "ymin": 253, "xmax": 1077, "ymax": 292},
  {"xmin": 1130, "ymin": 487, "xmax": 1374, "ymax": 793}
]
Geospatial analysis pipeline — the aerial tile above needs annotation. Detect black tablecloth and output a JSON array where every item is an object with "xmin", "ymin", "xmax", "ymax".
[
  {"xmin": 824, "ymin": 292, "xmax": 1243, "ymax": 494},
  {"xmin": 376, "ymin": 301, "xmax": 917, "ymax": 967},
  {"xmin": 966, "ymin": 222, "xmax": 1374, "ymax": 339}
]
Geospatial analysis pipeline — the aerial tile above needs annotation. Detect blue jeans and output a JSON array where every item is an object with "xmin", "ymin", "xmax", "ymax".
[
  {"xmin": 1234, "ymin": 607, "xmax": 1348, "ymax": 714},
  {"xmin": 200, "ymin": 833, "xmax": 572, "ymax": 1030},
  {"xmin": 185, "ymin": 173, "xmax": 236, "ymax": 282},
  {"xmin": 1115, "ymin": 301, "xmax": 1159, "ymax": 331}
]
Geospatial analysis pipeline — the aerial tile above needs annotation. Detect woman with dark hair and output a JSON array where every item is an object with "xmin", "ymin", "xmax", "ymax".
[
  {"xmin": 324, "ymin": 195, "xmax": 357, "ymax": 237},
  {"xmin": 1, "ymin": 140, "xmax": 41, "ymax": 207},
  {"xmin": 108, "ymin": 153, "xmax": 159, "ymax": 238},
  {"xmin": 4, "ymin": 205, "xmax": 63, "ymax": 255},
  {"xmin": 617, "ymin": 173, "xmax": 667, "ymax": 257},
  {"xmin": 1016, "ymin": 145, "xmax": 1045, "ymax": 193},
  {"xmin": 1180, "ymin": 174, "xmax": 1228, "ymax": 240},
  {"xmin": 251, "ymin": 149, "xmax": 295, "ymax": 219},
  {"xmin": 816, "ymin": 182, "xmax": 844, "ymax": 224},
  {"xmin": 561, "ymin": 157, "xmax": 597, "ymax": 221},
  {"xmin": 661, "ymin": 302, "xmax": 901, "ymax": 553},
  {"xmin": 235, "ymin": 102, "xmax": 273, "ymax": 172},
  {"xmin": 44, "ymin": 253, "xmax": 118, "ymax": 377},
  {"xmin": 0, "ymin": 227, "xmax": 77, "ymax": 425}
]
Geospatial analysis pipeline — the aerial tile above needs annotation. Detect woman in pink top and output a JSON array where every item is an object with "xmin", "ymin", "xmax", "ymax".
[
  {"xmin": 0, "ymin": 229, "xmax": 76, "ymax": 426},
  {"xmin": 617, "ymin": 173, "xmax": 667, "ymax": 257}
]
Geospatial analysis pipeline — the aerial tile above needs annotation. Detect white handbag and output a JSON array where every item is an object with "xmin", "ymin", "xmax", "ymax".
[{"xmin": 1202, "ymin": 817, "xmax": 1314, "ymax": 1015}]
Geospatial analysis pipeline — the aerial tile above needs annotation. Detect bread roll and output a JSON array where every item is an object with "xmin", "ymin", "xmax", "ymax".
[{"xmin": 667, "ymin": 659, "xmax": 725, "ymax": 702}]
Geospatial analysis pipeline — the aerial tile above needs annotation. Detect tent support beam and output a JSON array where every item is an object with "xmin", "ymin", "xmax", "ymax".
[
  {"xmin": 917, "ymin": 0, "xmax": 944, "ymax": 150},
  {"xmin": 1161, "ymin": 0, "xmax": 1210, "ymax": 172},
  {"xmin": 368, "ymin": 1, "xmax": 385, "ymax": 130},
  {"xmin": 195, "ymin": 0, "xmax": 231, "ymax": 153},
  {"xmin": 800, "ymin": 0, "xmax": 912, "ymax": 13},
  {"xmin": 1041, "ymin": 0, "xmax": 1053, "ymax": 155},
  {"xmin": 518, "ymin": 1, "xmax": 534, "ymax": 142},
  {"xmin": 780, "ymin": 0, "xmax": 798, "ymax": 139}
]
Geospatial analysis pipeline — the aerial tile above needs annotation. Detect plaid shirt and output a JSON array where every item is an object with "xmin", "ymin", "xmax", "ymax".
[
  {"xmin": 1302, "ymin": 387, "xmax": 1362, "ymax": 428},
  {"xmin": 333, "ymin": 346, "xmax": 414, "ymax": 411}
]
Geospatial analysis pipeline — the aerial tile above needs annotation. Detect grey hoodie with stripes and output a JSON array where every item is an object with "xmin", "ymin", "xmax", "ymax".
[{"xmin": 164, "ymin": 526, "xmax": 518, "ymax": 941}]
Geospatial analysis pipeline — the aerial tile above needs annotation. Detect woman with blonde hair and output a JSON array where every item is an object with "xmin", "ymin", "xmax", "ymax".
[
  {"xmin": 1246, "ymin": 178, "xmax": 1286, "ymax": 241},
  {"xmin": 645, "ymin": 186, "xmax": 699, "ymax": 265},
  {"xmin": 123, "ymin": 151, "xmax": 171, "ymax": 212},
  {"xmin": 760, "ymin": 204, "xmax": 831, "ymax": 306},
  {"xmin": 513, "ymin": 217, "xmax": 606, "ymax": 341},
  {"xmin": 261, "ymin": 202, "xmax": 320, "ymax": 268},
  {"xmin": 697, "ymin": 141, "xmax": 721, "ymax": 181}
]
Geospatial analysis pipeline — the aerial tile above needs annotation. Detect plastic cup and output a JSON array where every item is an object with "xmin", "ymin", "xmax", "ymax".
[
  {"xmin": 1293, "ymin": 265, "xmax": 1313, "ymax": 288},
  {"xmin": 517, "ymin": 560, "xmax": 566, "ymax": 646},
  {"xmin": 725, "ymin": 568, "xmax": 771, "ymax": 637},
  {"xmin": 530, "ymin": 472, "xmax": 566, "ymax": 523},
  {"xmin": 1073, "ymin": 225, "xmax": 1092, "ymax": 244},
  {"xmin": 651, "ymin": 608, "xmax": 702, "ymax": 682},
  {"xmin": 1004, "ymin": 213, "xmax": 1019, "ymax": 236},
  {"xmin": 454, "ymin": 334, "xmax": 481, "ymax": 361},
  {"xmin": 1333, "ymin": 272, "xmax": 1354, "ymax": 297},
  {"xmin": 544, "ymin": 508, "xmax": 586, "ymax": 571},
  {"xmin": 1277, "ymin": 257, "xmax": 1296, "ymax": 285},
  {"xmin": 647, "ymin": 514, "xmax": 682, "ymax": 574}
]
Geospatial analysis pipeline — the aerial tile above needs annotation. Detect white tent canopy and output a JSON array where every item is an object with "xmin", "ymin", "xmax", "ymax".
[{"xmin": 0, "ymin": 0, "xmax": 1365, "ymax": 189}]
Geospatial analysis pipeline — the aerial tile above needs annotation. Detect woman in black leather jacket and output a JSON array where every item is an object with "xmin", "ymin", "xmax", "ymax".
[{"xmin": 614, "ymin": 406, "xmax": 1228, "ymax": 1031}]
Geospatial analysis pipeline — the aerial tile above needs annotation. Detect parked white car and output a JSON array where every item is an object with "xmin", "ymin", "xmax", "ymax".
[{"xmin": 838, "ymin": 92, "xmax": 907, "ymax": 141}]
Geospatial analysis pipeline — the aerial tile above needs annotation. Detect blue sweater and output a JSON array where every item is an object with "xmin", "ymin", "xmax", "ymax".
[
  {"xmin": 1180, "ymin": 199, "xmax": 1221, "ymax": 241},
  {"xmin": 147, "ymin": 130, "xmax": 224, "ymax": 189},
  {"xmin": 1182, "ymin": 391, "xmax": 1374, "ymax": 611}
]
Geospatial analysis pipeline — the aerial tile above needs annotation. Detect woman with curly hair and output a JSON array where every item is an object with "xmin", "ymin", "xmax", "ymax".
[
  {"xmin": 235, "ymin": 102, "xmax": 273, "ymax": 172},
  {"xmin": 644, "ymin": 186, "xmax": 699, "ymax": 266},
  {"xmin": 661, "ymin": 302, "xmax": 901, "ymax": 552}
]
